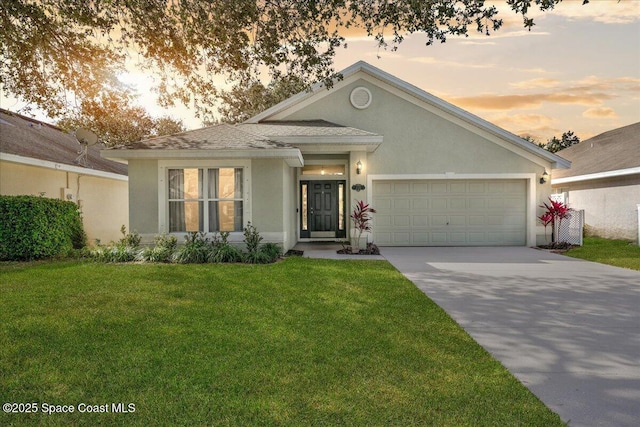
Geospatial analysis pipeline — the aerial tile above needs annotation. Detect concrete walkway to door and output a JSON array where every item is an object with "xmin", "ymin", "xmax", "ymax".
[{"xmin": 382, "ymin": 247, "xmax": 640, "ymax": 427}]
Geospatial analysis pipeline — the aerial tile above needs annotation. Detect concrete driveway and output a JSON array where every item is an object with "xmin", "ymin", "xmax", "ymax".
[{"xmin": 383, "ymin": 247, "xmax": 640, "ymax": 427}]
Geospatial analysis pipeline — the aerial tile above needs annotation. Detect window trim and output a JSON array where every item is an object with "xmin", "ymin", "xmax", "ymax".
[{"xmin": 158, "ymin": 160, "xmax": 251, "ymax": 238}]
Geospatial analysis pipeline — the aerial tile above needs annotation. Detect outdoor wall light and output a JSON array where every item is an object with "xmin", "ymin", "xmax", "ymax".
[
  {"xmin": 356, "ymin": 160, "xmax": 363, "ymax": 175},
  {"xmin": 540, "ymin": 170, "xmax": 549, "ymax": 184}
]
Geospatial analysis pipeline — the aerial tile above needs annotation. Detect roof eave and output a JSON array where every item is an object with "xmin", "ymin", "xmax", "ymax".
[
  {"xmin": 552, "ymin": 166, "xmax": 640, "ymax": 185},
  {"xmin": 101, "ymin": 148, "xmax": 304, "ymax": 167}
]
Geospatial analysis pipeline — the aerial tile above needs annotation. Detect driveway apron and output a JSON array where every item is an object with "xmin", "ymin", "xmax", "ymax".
[{"xmin": 383, "ymin": 247, "xmax": 640, "ymax": 427}]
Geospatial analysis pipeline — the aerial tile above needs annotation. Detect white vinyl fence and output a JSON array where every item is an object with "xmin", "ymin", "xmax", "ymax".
[{"xmin": 555, "ymin": 209, "xmax": 585, "ymax": 246}]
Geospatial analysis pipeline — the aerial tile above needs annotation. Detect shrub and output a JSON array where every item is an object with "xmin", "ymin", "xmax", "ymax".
[
  {"xmin": 350, "ymin": 200, "xmax": 376, "ymax": 250},
  {"xmin": 0, "ymin": 195, "xmax": 87, "ymax": 260},
  {"xmin": 119, "ymin": 225, "xmax": 142, "ymax": 248},
  {"xmin": 538, "ymin": 198, "xmax": 572, "ymax": 243},
  {"xmin": 174, "ymin": 232, "xmax": 210, "ymax": 264},
  {"xmin": 209, "ymin": 243, "xmax": 243, "ymax": 263},
  {"xmin": 139, "ymin": 234, "xmax": 177, "ymax": 263},
  {"xmin": 243, "ymin": 250, "xmax": 272, "ymax": 264},
  {"xmin": 243, "ymin": 222, "xmax": 263, "ymax": 254},
  {"xmin": 260, "ymin": 242, "xmax": 283, "ymax": 263}
]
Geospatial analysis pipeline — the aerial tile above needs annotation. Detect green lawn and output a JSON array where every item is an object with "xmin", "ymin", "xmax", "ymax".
[
  {"xmin": 0, "ymin": 258, "xmax": 563, "ymax": 426},
  {"xmin": 567, "ymin": 237, "xmax": 640, "ymax": 271}
]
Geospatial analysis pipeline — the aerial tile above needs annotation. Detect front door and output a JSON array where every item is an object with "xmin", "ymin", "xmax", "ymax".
[{"xmin": 300, "ymin": 180, "xmax": 346, "ymax": 238}]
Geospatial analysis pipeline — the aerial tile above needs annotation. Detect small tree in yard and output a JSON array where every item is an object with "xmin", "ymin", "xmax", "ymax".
[
  {"xmin": 350, "ymin": 200, "xmax": 376, "ymax": 250},
  {"xmin": 539, "ymin": 198, "xmax": 572, "ymax": 244}
]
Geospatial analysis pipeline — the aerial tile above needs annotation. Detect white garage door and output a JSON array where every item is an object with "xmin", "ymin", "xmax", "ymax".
[{"xmin": 372, "ymin": 179, "xmax": 526, "ymax": 246}]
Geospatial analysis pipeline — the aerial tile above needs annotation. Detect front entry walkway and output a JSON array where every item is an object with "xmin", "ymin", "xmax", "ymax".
[{"xmin": 382, "ymin": 247, "xmax": 640, "ymax": 427}]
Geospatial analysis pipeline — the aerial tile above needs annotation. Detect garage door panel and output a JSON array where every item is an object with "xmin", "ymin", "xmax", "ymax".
[
  {"xmin": 373, "ymin": 179, "xmax": 526, "ymax": 246},
  {"xmin": 394, "ymin": 216, "xmax": 410, "ymax": 227},
  {"xmin": 432, "ymin": 215, "xmax": 448, "ymax": 226},
  {"xmin": 394, "ymin": 198, "xmax": 411, "ymax": 210},
  {"xmin": 431, "ymin": 198, "xmax": 448, "ymax": 210},
  {"xmin": 450, "ymin": 198, "xmax": 466, "ymax": 210},
  {"xmin": 431, "ymin": 183, "xmax": 448, "ymax": 193},
  {"xmin": 393, "ymin": 182, "xmax": 410, "ymax": 193},
  {"xmin": 450, "ymin": 216, "xmax": 466, "ymax": 226},
  {"xmin": 413, "ymin": 215, "xmax": 428, "ymax": 227},
  {"xmin": 450, "ymin": 182, "xmax": 467, "ymax": 193},
  {"xmin": 412, "ymin": 199, "xmax": 428, "ymax": 209},
  {"xmin": 412, "ymin": 183, "xmax": 429, "ymax": 193}
]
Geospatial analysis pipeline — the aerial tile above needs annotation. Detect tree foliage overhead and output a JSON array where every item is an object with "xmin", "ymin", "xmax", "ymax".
[
  {"xmin": 541, "ymin": 131, "xmax": 580, "ymax": 153},
  {"xmin": 56, "ymin": 91, "xmax": 185, "ymax": 147},
  {"xmin": 523, "ymin": 131, "xmax": 581, "ymax": 153},
  {"xmin": 1, "ymin": 0, "xmax": 590, "ymax": 124}
]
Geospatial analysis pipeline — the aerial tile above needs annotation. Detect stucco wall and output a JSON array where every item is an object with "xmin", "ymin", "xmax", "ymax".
[
  {"xmin": 251, "ymin": 159, "xmax": 286, "ymax": 240},
  {"xmin": 127, "ymin": 159, "xmax": 159, "ymax": 236},
  {"xmin": 0, "ymin": 160, "xmax": 128, "ymax": 243},
  {"xmin": 280, "ymin": 78, "xmax": 554, "ymax": 245},
  {"xmin": 559, "ymin": 176, "xmax": 640, "ymax": 241}
]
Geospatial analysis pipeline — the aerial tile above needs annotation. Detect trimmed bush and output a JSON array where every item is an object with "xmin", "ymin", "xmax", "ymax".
[{"xmin": 0, "ymin": 195, "xmax": 87, "ymax": 261}]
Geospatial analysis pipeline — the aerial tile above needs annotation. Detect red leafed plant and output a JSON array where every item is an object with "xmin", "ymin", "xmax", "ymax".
[
  {"xmin": 539, "ymin": 198, "xmax": 572, "ymax": 243},
  {"xmin": 350, "ymin": 200, "xmax": 376, "ymax": 249}
]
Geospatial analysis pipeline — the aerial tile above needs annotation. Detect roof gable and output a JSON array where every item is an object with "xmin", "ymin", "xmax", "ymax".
[{"xmin": 246, "ymin": 61, "xmax": 570, "ymax": 169}]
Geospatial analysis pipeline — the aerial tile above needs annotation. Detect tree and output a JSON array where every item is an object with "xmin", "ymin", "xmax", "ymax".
[
  {"xmin": 1, "ymin": 1, "xmax": 591, "ymax": 122},
  {"xmin": 217, "ymin": 75, "xmax": 310, "ymax": 124},
  {"xmin": 56, "ymin": 91, "xmax": 185, "ymax": 147},
  {"xmin": 522, "ymin": 131, "xmax": 581, "ymax": 153},
  {"xmin": 542, "ymin": 131, "xmax": 581, "ymax": 153}
]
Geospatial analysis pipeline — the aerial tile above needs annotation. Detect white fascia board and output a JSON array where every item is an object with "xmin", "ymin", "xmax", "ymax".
[
  {"xmin": 102, "ymin": 148, "xmax": 304, "ymax": 167},
  {"xmin": 295, "ymin": 143, "xmax": 381, "ymax": 154},
  {"xmin": 1, "ymin": 152, "xmax": 128, "ymax": 181},
  {"xmin": 552, "ymin": 166, "xmax": 640, "ymax": 185},
  {"xmin": 275, "ymin": 135, "xmax": 383, "ymax": 144}
]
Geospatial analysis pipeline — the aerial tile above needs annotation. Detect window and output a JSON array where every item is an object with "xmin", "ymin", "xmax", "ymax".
[{"xmin": 168, "ymin": 168, "xmax": 243, "ymax": 232}]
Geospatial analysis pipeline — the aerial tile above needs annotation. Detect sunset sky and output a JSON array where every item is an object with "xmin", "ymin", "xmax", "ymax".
[
  {"xmin": 3, "ymin": 0, "xmax": 639, "ymax": 142},
  {"xmin": 328, "ymin": 0, "xmax": 640, "ymax": 142}
]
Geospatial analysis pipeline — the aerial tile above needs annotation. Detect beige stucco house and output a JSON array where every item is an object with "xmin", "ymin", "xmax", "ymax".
[
  {"xmin": 552, "ymin": 122, "xmax": 640, "ymax": 242},
  {"xmin": 103, "ymin": 61, "xmax": 569, "ymax": 250},
  {"xmin": 0, "ymin": 109, "xmax": 129, "ymax": 243}
]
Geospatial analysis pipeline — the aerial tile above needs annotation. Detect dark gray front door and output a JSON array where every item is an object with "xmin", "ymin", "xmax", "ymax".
[{"xmin": 300, "ymin": 180, "xmax": 346, "ymax": 238}]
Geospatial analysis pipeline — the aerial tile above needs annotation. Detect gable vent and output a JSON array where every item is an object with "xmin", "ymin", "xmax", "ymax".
[{"xmin": 350, "ymin": 87, "xmax": 372, "ymax": 109}]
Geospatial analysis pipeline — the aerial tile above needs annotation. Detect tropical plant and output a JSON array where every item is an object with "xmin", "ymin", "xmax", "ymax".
[
  {"xmin": 350, "ymin": 200, "xmax": 377, "ymax": 250},
  {"xmin": 243, "ymin": 222, "xmax": 263, "ymax": 255},
  {"xmin": 260, "ymin": 243, "xmax": 283, "ymax": 263},
  {"xmin": 119, "ymin": 225, "xmax": 142, "ymax": 248},
  {"xmin": 539, "ymin": 198, "xmax": 572, "ymax": 243},
  {"xmin": 139, "ymin": 234, "xmax": 177, "ymax": 263},
  {"xmin": 174, "ymin": 232, "xmax": 210, "ymax": 264}
]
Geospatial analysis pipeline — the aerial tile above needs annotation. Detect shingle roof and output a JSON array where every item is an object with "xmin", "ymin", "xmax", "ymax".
[
  {"xmin": 239, "ymin": 120, "xmax": 379, "ymax": 138},
  {"xmin": 117, "ymin": 123, "xmax": 293, "ymax": 150},
  {"xmin": 552, "ymin": 122, "xmax": 640, "ymax": 179},
  {"xmin": 0, "ymin": 109, "xmax": 127, "ymax": 176}
]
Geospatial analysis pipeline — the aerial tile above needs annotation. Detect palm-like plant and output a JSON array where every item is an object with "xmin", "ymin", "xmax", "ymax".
[
  {"xmin": 539, "ymin": 198, "xmax": 572, "ymax": 243},
  {"xmin": 350, "ymin": 200, "xmax": 376, "ymax": 250}
]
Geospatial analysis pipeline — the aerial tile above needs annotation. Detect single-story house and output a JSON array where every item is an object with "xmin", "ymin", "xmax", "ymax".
[
  {"xmin": 103, "ymin": 61, "xmax": 569, "ymax": 250},
  {"xmin": 552, "ymin": 122, "xmax": 640, "ymax": 242},
  {"xmin": 0, "ymin": 108, "xmax": 129, "ymax": 243}
]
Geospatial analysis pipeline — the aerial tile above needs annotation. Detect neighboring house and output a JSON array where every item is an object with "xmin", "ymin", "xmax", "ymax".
[
  {"xmin": 0, "ymin": 108, "xmax": 129, "ymax": 243},
  {"xmin": 552, "ymin": 122, "xmax": 640, "ymax": 241},
  {"xmin": 103, "ymin": 61, "xmax": 569, "ymax": 251}
]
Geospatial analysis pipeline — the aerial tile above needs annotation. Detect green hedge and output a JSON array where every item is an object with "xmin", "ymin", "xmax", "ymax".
[{"xmin": 0, "ymin": 195, "xmax": 87, "ymax": 261}]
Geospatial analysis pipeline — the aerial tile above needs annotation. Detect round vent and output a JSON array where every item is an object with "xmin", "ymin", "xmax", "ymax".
[{"xmin": 350, "ymin": 87, "xmax": 372, "ymax": 109}]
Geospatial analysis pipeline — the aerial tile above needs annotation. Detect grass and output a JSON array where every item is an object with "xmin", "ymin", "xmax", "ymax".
[
  {"xmin": 567, "ymin": 237, "xmax": 640, "ymax": 271},
  {"xmin": 0, "ymin": 258, "xmax": 563, "ymax": 426}
]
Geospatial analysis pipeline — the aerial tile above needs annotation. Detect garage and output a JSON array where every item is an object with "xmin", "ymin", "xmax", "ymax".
[{"xmin": 372, "ymin": 179, "xmax": 527, "ymax": 246}]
